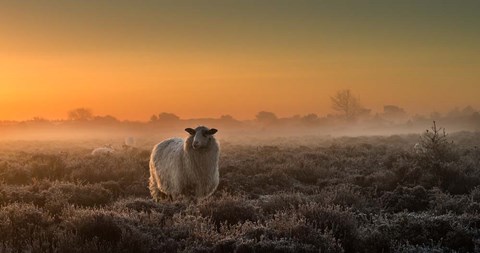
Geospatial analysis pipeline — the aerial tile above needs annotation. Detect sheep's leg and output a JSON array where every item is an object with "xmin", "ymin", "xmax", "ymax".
[{"xmin": 149, "ymin": 175, "xmax": 167, "ymax": 202}]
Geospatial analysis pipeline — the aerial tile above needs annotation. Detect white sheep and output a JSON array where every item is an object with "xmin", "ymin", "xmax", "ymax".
[
  {"xmin": 413, "ymin": 143, "xmax": 426, "ymax": 154},
  {"xmin": 149, "ymin": 126, "xmax": 219, "ymax": 201},
  {"xmin": 91, "ymin": 144, "xmax": 115, "ymax": 156},
  {"xmin": 124, "ymin": 136, "xmax": 137, "ymax": 148}
]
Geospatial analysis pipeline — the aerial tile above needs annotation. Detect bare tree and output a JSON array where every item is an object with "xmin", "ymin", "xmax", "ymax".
[
  {"xmin": 68, "ymin": 108, "xmax": 93, "ymax": 121},
  {"xmin": 330, "ymin": 90, "xmax": 365, "ymax": 121}
]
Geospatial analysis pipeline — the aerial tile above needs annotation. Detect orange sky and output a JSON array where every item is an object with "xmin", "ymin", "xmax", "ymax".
[{"xmin": 0, "ymin": 1, "xmax": 479, "ymax": 121}]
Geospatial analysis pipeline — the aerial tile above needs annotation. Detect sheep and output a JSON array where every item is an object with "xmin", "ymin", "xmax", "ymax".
[
  {"xmin": 91, "ymin": 144, "xmax": 115, "ymax": 156},
  {"xmin": 123, "ymin": 136, "xmax": 137, "ymax": 150},
  {"xmin": 149, "ymin": 126, "xmax": 220, "ymax": 201},
  {"xmin": 413, "ymin": 143, "xmax": 426, "ymax": 154}
]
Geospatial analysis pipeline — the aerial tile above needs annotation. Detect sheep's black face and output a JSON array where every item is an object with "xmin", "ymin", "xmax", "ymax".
[{"xmin": 185, "ymin": 126, "xmax": 217, "ymax": 150}]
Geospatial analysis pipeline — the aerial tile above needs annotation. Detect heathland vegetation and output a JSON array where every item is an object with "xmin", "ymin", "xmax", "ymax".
[{"xmin": 0, "ymin": 122, "xmax": 479, "ymax": 252}]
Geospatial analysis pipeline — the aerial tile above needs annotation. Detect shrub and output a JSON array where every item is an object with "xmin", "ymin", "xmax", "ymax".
[
  {"xmin": 380, "ymin": 185, "xmax": 430, "ymax": 212},
  {"xmin": 0, "ymin": 164, "xmax": 31, "ymax": 184},
  {"xmin": 298, "ymin": 203, "xmax": 358, "ymax": 251},
  {"xmin": 76, "ymin": 213, "xmax": 122, "ymax": 243},
  {"xmin": 47, "ymin": 182, "xmax": 113, "ymax": 207},
  {"xmin": 355, "ymin": 226, "xmax": 392, "ymax": 253},
  {"xmin": 283, "ymin": 163, "xmax": 327, "ymax": 185},
  {"xmin": 0, "ymin": 183, "xmax": 46, "ymax": 206},
  {"xmin": 100, "ymin": 180, "xmax": 123, "ymax": 197},
  {"xmin": 416, "ymin": 121, "xmax": 459, "ymax": 164},
  {"xmin": 69, "ymin": 154, "xmax": 148, "ymax": 185},
  {"xmin": 28, "ymin": 154, "xmax": 68, "ymax": 180},
  {"xmin": 0, "ymin": 203, "xmax": 54, "ymax": 252},
  {"xmin": 429, "ymin": 188, "xmax": 472, "ymax": 214},
  {"xmin": 258, "ymin": 192, "xmax": 308, "ymax": 215},
  {"xmin": 319, "ymin": 184, "xmax": 369, "ymax": 211},
  {"xmin": 240, "ymin": 212, "xmax": 344, "ymax": 253},
  {"xmin": 415, "ymin": 122, "xmax": 466, "ymax": 192},
  {"xmin": 393, "ymin": 242, "xmax": 454, "ymax": 253},
  {"xmin": 470, "ymin": 186, "xmax": 480, "ymax": 203},
  {"xmin": 112, "ymin": 197, "xmax": 186, "ymax": 217},
  {"xmin": 198, "ymin": 193, "xmax": 259, "ymax": 227},
  {"xmin": 374, "ymin": 212, "xmax": 476, "ymax": 252},
  {"xmin": 58, "ymin": 208, "xmax": 156, "ymax": 253}
]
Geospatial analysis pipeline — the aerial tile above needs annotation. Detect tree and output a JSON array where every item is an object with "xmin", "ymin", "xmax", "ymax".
[
  {"xmin": 302, "ymin": 113, "xmax": 319, "ymax": 124},
  {"xmin": 150, "ymin": 115, "xmax": 159, "ymax": 122},
  {"xmin": 417, "ymin": 121, "xmax": 459, "ymax": 190},
  {"xmin": 68, "ymin": 108, "xmax": 93, "ymax": 121},
  {"xmin": 157, "ymin": 112, "xmax": 180, "ymax": 121},
  {"xmin": 383, "ymin": 105, "xmax": 407, "ymax": 122},
  {"xmin": 219, "ymin": 115, "xmax": 236, "ymax": 122},
  {"xmin": 330, "ymin": 90, "xmax": 365, "ymax": 121},
  {"xmin": 255, "ymin": 111, "xmax": 278, "ymax": 124},
  {"xmin": 93, "ymin": 115, "xmax": 118, "ymax": 123}
]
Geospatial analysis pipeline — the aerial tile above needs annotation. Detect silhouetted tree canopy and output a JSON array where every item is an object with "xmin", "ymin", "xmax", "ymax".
[
  {"xmin": 255, "ymin": 111, "xmax": 278, "ymax": 123},
  {"xmin": 150, "ymin": 115, "xmax": 158, "ymax": 122},
  {"xmin": 220, "ymin": 115, "xmax": 235, "ymax": 121},
  {"xmin": 462, "ymin": 106, "xmax": 476, "ymax": 115},
  {"xmin": 93, "ymin": 115, "xmax": 118, "ymax": 123},
  {"xmin": 302, "ymin": 113, "xmax": 319, "ymax": 124},
  {"xmin": 382, "ymin": 105, "xmax": 407, "ymax": 121},
  {"xmin": 158, "ymin": 112, "xmax": 180, "ymax": 121},
  {"xmin": 68, "ymin": 108, "xmax": 93, "ymax": 121}
]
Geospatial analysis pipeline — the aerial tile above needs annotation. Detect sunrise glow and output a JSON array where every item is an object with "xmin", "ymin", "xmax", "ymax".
[{"xmin": 1, "ymin": 1, "xmax": 479, "ymax": 121}]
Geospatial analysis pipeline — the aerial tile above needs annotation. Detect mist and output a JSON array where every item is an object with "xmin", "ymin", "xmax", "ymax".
[{"xmin": 1, "ymin": 104, "xmax": 479, "ymax": 149}]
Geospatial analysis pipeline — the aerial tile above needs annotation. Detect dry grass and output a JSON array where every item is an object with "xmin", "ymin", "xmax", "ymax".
[{"xmin": 0, "ymin": 131, "xmax": 479, "ymax": 252}]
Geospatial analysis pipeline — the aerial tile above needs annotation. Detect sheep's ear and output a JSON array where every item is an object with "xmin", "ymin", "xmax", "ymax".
[
  {"xmin": 206, "ymin": 128, "xmax": 218, "ymax": 135},
  {"xmin": 185, "ymin": 128, "xmax": 196, "ymax": 135}
]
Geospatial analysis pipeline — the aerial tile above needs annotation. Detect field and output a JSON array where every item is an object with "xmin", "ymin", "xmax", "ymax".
[{"xmin": 1, "ymin": 130, "xmax": 480, "ymax": 253}]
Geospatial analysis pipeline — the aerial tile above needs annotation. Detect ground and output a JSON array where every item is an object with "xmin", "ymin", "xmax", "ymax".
[{"xmin": 0, "ymin": 133, "xmax": 479, "ymax": 252}]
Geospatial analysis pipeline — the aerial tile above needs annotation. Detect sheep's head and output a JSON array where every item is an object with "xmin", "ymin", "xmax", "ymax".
[{"xmin": 185, "ymin": 126, "xmax": 218, "ymax": 150}]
